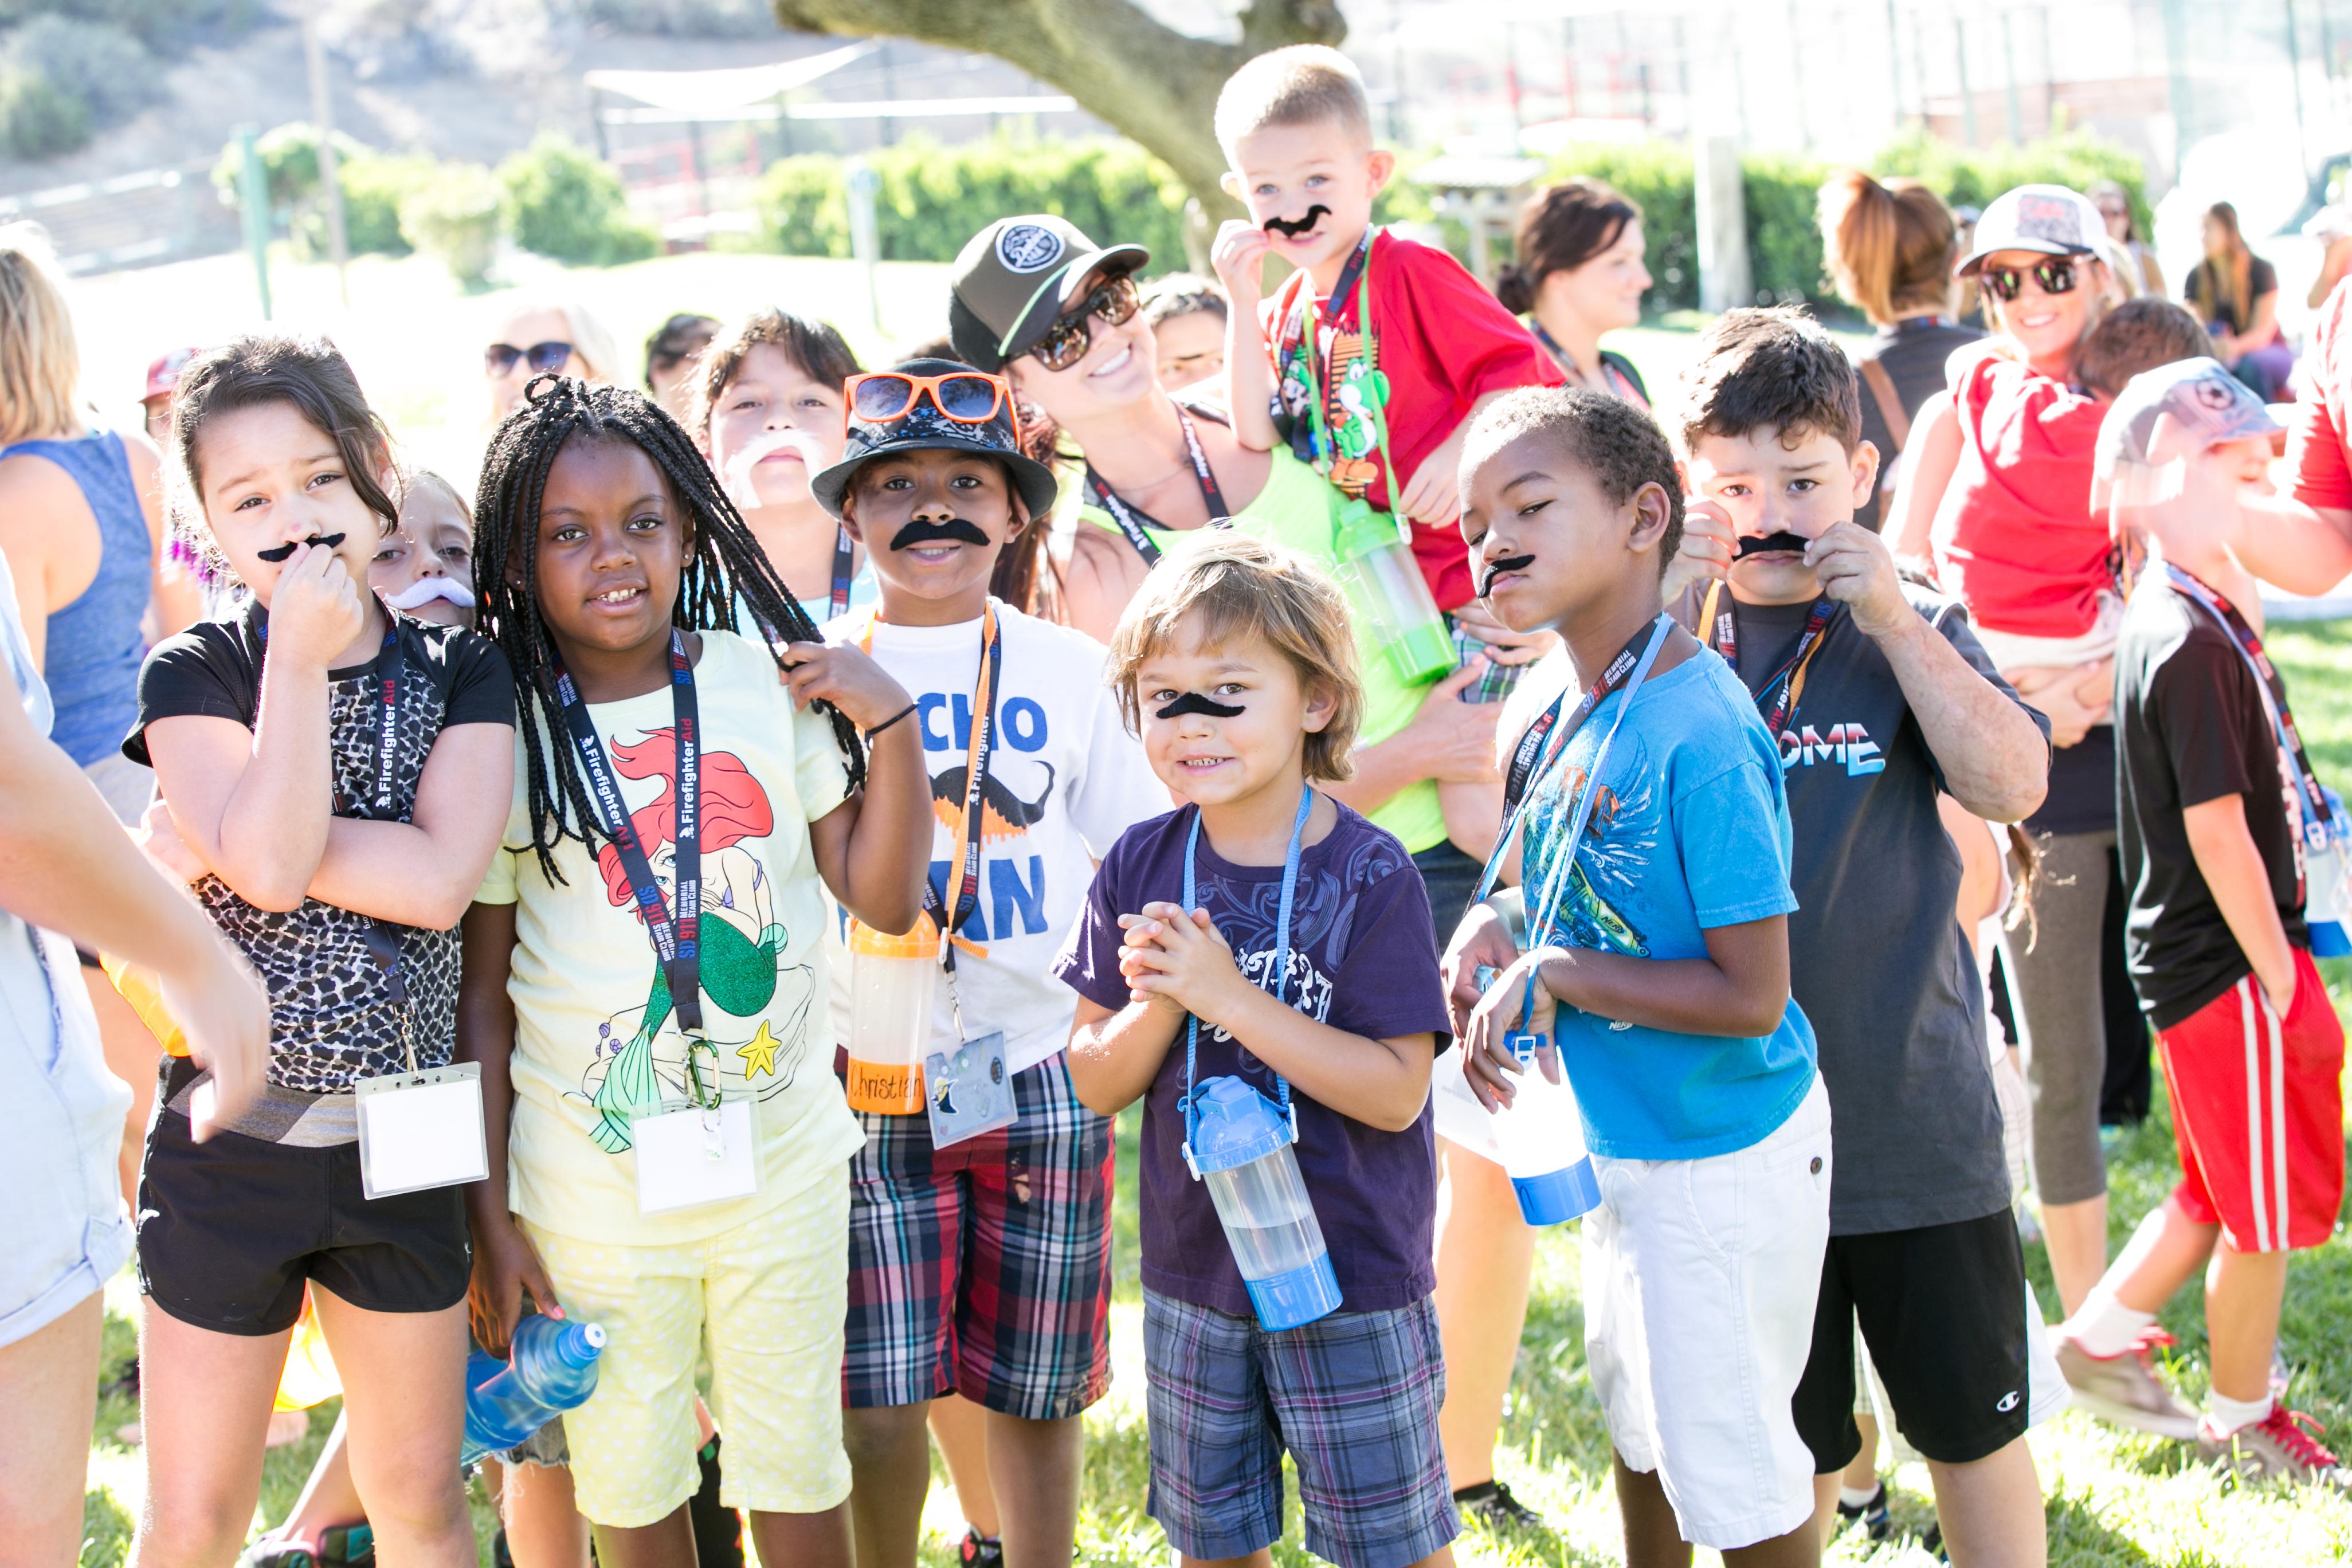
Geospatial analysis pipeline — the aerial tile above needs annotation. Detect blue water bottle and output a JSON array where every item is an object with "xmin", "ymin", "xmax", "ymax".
[
  {"xmin": 1185, "ymin": 1076, "xmax": 1343, "ymax": 1330},
  {"xmin": 461, "ymin": 1313, "xmax": 607, "ymax": 1464}
]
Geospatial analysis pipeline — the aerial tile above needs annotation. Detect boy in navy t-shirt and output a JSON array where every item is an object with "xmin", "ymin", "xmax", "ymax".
[
  {"xmin": 1448, "ymin": 387, "xmax": 1830, "ymax": 1564},
  {"xmin": 1057, "ymin": 535, "xmax": 1457, "ymax": 1568}
]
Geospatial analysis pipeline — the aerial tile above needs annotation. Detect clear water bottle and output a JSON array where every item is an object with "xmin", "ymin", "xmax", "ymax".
[
  {"xmin": 1331, "ymin": 500, "xmax": 1453, "ymax": 685},
  {"xmin": 842, "ymin": 918, "xmax": 937, "ymax": 1115},
  {"xmin": 461, "ymin": 1314, "xmax": 607, "ymax": 1465},
  {"xmin": 1489, "ymin": 1031, "xmax": 1600, "ymax": 1226},
  {"xmin": 1185, "ymin": 1076, "xmax": 1342, "ymax": 1330}
]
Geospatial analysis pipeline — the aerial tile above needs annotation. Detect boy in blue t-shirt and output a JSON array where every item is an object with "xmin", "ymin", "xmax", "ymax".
[
  {"xmin": 1056, "ymin": 535, "xmax": 1458, "ymax": 1568},
  {"xmin": 1449, "ymin": 387, "xmax": 1830, "ymax": 1565}
]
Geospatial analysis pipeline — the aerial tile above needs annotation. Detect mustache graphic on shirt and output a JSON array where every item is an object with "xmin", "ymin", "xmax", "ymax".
[{"xmin": 889, "ymin": 518, "xmax": 993, "ymax": 552}]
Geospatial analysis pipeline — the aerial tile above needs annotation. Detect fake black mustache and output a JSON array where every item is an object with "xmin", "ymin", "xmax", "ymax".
[
  {"xmin": 1480, "ymin": 554, "xmax": 1535, "ymax": 598},
  {"xmin": 255, "ymin": 533, "xmax": 346, "ymax": 563},
  {"xmin": 889, "ymin": 518, "xmax": 991, "ymax": 551},
  {"xmin": 1155, "ymin": 691, "xmax": 1244, "ymax": 720},
  {"xmin": 1263, "ymin": 205, "xmax": 1331, "ymax": 239},
  {"xmin": 1737, "ymin": 532, "xmax": 1812, "ymax": 559}
]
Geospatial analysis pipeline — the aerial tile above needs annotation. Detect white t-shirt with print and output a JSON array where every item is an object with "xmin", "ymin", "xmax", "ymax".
[{"xmin": 828, "ymin": 601, "xmax": 1167, "ymax": 1076}]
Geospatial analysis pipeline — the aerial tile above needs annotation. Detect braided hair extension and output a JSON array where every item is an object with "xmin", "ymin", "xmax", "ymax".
[{"xmin": 474, "ymin": 374, "xmax": 867, "ymax": 884}]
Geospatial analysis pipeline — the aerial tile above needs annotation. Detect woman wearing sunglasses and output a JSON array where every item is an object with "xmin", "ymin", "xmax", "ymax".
[
  {"xmin": 946, "ymin": 215, "xmax": 1500, "ymax": 942},
  {"xmin": 483, "ymin": 299, "xmax": 620, "ymax": 422},
  {"xmin": 1890, "ymin": 183, "xmax": 2134, "ymax": 1321}
]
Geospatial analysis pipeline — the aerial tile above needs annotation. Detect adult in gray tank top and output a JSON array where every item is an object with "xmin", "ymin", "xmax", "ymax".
[
  {"xmin": 0, "ymin": 226, "xmax": 202, "ymax": 1208},
  {"xmin": 0, "ymin": 549, "xmax": 267, "ymax": 1565}
]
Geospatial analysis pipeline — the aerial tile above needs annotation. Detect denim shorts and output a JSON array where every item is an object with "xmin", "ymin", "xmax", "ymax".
[{"xmin": 1141, "ymin": 1289, "xmax": 1457, "ymax": 1568}]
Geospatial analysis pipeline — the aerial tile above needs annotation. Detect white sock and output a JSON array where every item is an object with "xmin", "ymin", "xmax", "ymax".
[
  {"xmin": 2206, "ymin": 1389, "xmax": 2273, "ymax": 1437},
  {"xmin": 1839, "ymin": 1482, "xmax": 1880, "ymax": 1508},
  {"xmin": 2065, "ymin": 1294, "xmax": 2157, "ymax": 1358}
]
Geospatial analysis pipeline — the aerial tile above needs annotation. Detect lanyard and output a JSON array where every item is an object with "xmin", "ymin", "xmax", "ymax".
[
  {"xmin": 863, "ymin": 602, "xmax": 1004, "ymax": 975},
  {"xmin": 1477, "ymin": 617, "xmax": 1670, "ymax": 908},
  {"xmin": 2165, "ymin": 565, "xmax": 2337, "ymax": 858},
  {"xmin": 828, "ymin": 523, "xmax": 856, "ymax": 621},
  {"xmin": 1275, "ymin": 231, "xmax": 1381, "ymax": 477},
  {"xmin": 1084, "ymin": 405, "xmax": 1231, "ymax": 567},
  {"xmin": 1180, "ymin": 785, "xmax": 1314, "ymax": 1153},
  {"xmin": 1532, "ymin": 322, "xmax": 1638, "ymax": 403},
  {"xmin": 551, "ymin": 630, "xmax": 709, "ymax": 1056},
  {"xmin": 1522, "ymin": 618, "xmax": 1672, "ymax": 952},
  {"xmin": 1699, "ymin": 580, "xmax": 1838, "ymax": 744}
]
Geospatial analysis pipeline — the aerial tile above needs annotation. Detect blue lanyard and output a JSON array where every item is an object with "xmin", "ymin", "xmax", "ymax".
[
  {"xmin": 1475, "ymin": 615, "xmax": 1671, "ymax": 912},
  {"xmin": 1179, "ymin": 784, "xmax": 1315, "ymax": 1156}
]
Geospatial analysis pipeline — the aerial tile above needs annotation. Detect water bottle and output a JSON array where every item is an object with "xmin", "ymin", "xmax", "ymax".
[
  {"xmin": 1331, "ymin": 500, "xmax": 1453, "ymax": 685},
  {"xmin": 1185, "ymin": 1076, "xmax": 1342, "ymax": 1330},
  {"xmin": 461, "ymin": 1314, "xmax": 607, "ymax": 1465},
  {"xmin": 1488, "ymin": 1034, "xmax": 1600, "ymax": 1226},
  {"xmin": 842, "ymin": 918, "xmax": 937, "ymax": 1115}
]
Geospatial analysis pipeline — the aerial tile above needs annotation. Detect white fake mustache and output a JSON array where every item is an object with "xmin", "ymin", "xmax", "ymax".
[
  {"xmin": 386, "ymin": 576, "xmax": 477, "ymax": 611},
  {"xmin": 720, "ymin": 427, "xmax": 826, "ymax": 508}
]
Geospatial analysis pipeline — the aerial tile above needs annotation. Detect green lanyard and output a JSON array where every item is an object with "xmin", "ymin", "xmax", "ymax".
[{"xmin": 1295, "ymin": 239, "xmax": 1402, "ymax": 549}]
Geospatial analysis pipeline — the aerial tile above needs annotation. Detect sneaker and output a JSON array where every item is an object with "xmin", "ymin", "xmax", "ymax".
[
  {"xmin": 2202, "ymin": 1405, "xmax": 2350, "ymax": 1485},
  {"xmin": 957, "ymin": 1531, "xmax": 1005, "ymax": 1566},
  {"xmin": 1834, "ymin": 1481, "xmax": 1892, "ymax": 1541},
  {"xmin": 1452, "ymin": 1478, "xmax": 1544, "ymax": 1531},
  {"xmin": 238, "ymin": 1525, "xmax": 374, "ymax": 1568},
  {"xmin": 2055, "ymin": 1328, "xmax": 2202, "ymax": 1440}
]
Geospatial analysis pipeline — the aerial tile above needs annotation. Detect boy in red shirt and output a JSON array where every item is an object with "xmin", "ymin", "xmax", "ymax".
[{"xmin": 1210, "ymin": 44, "xmax": 1562, "ymax": 859}]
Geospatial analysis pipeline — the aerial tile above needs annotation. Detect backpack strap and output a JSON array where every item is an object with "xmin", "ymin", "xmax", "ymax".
[{"xmin": 1858, "ymin": 356, "xmax": 1910, "ymax": 528}]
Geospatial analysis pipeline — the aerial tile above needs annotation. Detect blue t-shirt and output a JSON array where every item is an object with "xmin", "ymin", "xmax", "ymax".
[{"xmin": 1518, "ymin": 649, "xmax": 1816, "ymax": 1160}]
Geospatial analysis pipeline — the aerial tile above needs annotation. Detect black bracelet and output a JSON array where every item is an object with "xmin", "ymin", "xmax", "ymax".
[{"xmin": 864, "ymin": 702, "xmax": 918, "ymax": 740}]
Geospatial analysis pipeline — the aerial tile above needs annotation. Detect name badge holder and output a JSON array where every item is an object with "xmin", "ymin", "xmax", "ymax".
[
  {"xmin": 354, "ymin": 928, "xmax": 488, "ymax": 1201},
  {"xmin": 632, "ymin": 1037, "xmax": 759, "ymax": 1214}
]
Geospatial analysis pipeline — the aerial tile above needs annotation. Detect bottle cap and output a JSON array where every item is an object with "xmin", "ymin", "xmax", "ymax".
[
  {"xmin": 1185, "ymin": 1075, "xmax": 1293, "ymax": 1174},
  {"xmin": 848, "ymin": 918, "xmax": 940, "ymax": 960}
]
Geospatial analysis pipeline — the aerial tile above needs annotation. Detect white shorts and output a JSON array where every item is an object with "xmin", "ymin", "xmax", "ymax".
[{"xmin": 1583, "ymin": 1075, "xmax": 1831, "ymax": 1551}]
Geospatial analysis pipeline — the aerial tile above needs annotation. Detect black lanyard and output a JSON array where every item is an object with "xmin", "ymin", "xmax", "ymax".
[
  {"xmin": 828, "ymin": 523, "xmax": 855, "ymax": 621},
  {"xmin": 2167, "ymin": 565, "xmax": 2337, "ymax": 846},
  {"xmin": 551, "ymin": 630, "xmax": 707, "ymax": 1041},
  {"xmin": 1700, "ymin": 581, "xmax": 1838, "ymax": 744},
  {"xmin": 1084, "ymin": 405, "xmax": 1231, "ymax": 567},
  {"xmin": 1274, "ymin": 230, "xmax": 1375, "ymax": 465}
]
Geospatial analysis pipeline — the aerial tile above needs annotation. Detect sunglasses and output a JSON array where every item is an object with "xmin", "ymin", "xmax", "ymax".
[
  {"xmin": 485, "ymin": 340, "xmax": 575, "ymax": 377},
  {"xmin": 845, "ymin": 370, "xmax": 1015, "ymax": 428},
  {"xmin": 1030, "ymin": 273, "xmax": 1142, "ymax": 373},
  {"xmin": 1981, "ymin": 258, "xmax": 2079, "ymax": 303}
]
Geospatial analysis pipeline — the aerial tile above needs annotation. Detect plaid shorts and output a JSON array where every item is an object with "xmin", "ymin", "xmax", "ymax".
[
  {"xmin": 841, "ymin": 1052, "xmax": 1112, "ymax": 1418},
  {"xmin": 1451, "ymin": 620, "xmax": 1526, "ymax": 704},
  {"xmin": 1142, "ymin": 1289, "xmax": 1458, "ymax": 1568}
]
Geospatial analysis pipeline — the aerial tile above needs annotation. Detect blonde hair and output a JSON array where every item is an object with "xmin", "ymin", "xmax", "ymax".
[
  {"xmin": 399, "ymin": 466, "xmax": 475, "ymax": 532},
  {"xmin": 1106, "ymin": 534, "xmax": 1363, "ymax": 782},
  {"xmin": 1818, "ymin": 171, "xmax": 1958, "ymax": 326},
  {"xmin": 497, "ymin": 299, "xmax": 622, "ymax": 386},
  {"xmin": 0, "ymin": 224, "xmax": 81, "ymax": 445},
  {"xmin": 1214, "ymin": 45, "xmax": 1371, "ymax": 158}
]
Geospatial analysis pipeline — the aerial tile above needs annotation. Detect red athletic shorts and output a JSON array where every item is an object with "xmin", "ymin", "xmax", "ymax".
[{"xmin": 2155, "ymin": 948, "xmax": 2345, "ymax": 1254}]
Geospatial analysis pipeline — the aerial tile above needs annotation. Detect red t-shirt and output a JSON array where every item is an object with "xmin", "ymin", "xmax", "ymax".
[
  {"xmin": 2290, "ymin": 277, "xmax": 2352, "ymax": 511},
  {"xmin": 1261, "ymin": 232, "xmax": 1562, "ymax": 609},
  {"xmin": 1932, "ymin": 353, "xmax": 2113, "ymax": 639}
]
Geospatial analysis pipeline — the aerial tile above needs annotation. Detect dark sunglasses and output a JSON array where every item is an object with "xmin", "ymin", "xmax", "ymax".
[
  {"xmin": 845, "ymin": 370, "xmax": 1014, "ymax": 426},
  {"xmin": 1030, "ymin": 273, "xmax": 1142, "ymax": 373},
  {"xmin": 485, "ymin": 340, "xmax": 575, "ymax": 377},
  {"xmin": 1981, "ymin": 258, "xmax": 2079, "ymax": 303}
]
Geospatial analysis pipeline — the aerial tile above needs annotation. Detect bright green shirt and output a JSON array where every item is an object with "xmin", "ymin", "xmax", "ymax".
[{"xmin": 1080, "ymin": 445, "xmax": 1447, "ymax": 854}]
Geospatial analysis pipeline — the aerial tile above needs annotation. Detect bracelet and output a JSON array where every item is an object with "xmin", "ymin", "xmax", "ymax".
[{"xmin": 863, "ymin": 702, "xmax": 918, "ymax": 740}]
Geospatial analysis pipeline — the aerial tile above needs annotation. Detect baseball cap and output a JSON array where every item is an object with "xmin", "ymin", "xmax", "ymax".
[
  {"xmin": 947, "ymin": 215, "xmax": 1148, "ymax": 373},
  {"xmin": 809, "ymin": 358, "xmax": 1060, "ymax": 521},
  {"xmin": 2095, "ymin": 356, "xmax": 2285, "ymax": 479},
  {"xmin": 143, "ymin": 346, "xmax": 198, "ymax": 403},
  {"xmin": 1955, "ymin": 185, "xmax": 2106, "ymax": 277}
]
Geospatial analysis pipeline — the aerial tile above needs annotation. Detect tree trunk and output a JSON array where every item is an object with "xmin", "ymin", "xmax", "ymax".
[{"xmin": 768, "ymin": 0, "xmax": 1346, "ymax": 218}]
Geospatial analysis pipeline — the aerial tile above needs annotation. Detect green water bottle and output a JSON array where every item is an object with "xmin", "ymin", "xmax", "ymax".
[{"xmin": 1332, "ymin": 496, "xmax": 1453, "ymax": 685}]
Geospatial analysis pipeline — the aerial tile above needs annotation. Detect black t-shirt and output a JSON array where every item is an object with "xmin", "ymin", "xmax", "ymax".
[
  {"xmin": 127, "ymin": 606, "xmax": 517, "ymax": 1115},
  {"xmin": 2185, "ymin": 256, "xmax": 2279, "ymax": 335},
  {"xmin": 1849, "ymin": 317, "xmax": 1986, "ymax": 520},
  {"xmin": 2028, "ymin": 722, "xmax": 2117, "ymax": 837},
  {"xmin": 1670, "ymin": 583, "xmax": 2049, "ymax": 1233},
  {"xmin": 2116, "ymin": 575, "xmax": 2308, "ymax": 1029}
]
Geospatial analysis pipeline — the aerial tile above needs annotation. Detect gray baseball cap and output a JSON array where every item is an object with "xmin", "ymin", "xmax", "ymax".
[
  {"xmin": 2096, "ymin": 356, "xmax": 2285, "ymax": 477},
  {"xmin": 947, "ymin": 215, "xmax": 1148, "ymax": 373},
  {"xmin": 1955, "ymin": 184, "xmax": 2107, "ymax": 277}
]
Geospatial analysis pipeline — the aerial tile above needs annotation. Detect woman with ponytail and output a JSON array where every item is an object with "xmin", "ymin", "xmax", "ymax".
[
  {"xmin": 1495, "ymin": 177, "xmax": 1652, "ymax": 405},
  {"xmin": 2186, "ymin": 201, "xmax": 2291, "ymax": 398},
  {"xmin": 1818, "ymin": 170, "xmax": 1981, "ymax": 524}
]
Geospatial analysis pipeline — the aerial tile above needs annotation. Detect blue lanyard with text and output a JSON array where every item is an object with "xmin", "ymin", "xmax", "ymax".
[
  {"xmin": 1522, "ymin": 617, "xmax": 1670, "ymax": 951},
  {"xmin": 1179, "ymin": 784, "xmax": 1314, "ymax": 1158}
]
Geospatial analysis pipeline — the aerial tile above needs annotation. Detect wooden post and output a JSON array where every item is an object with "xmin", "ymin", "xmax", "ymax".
[
  {"xmin": 1695, "ymin": 133, "xmax": 1750, "ymax": 314},
  {"xmin": 302, "ymin": 13, "xmax": 348, "ymax": 306}
]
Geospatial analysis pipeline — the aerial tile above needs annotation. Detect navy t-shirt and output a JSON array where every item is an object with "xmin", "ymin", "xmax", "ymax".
[{"xmin": 1053, "ymin": 799, "xmax": 1452, "ymax": 1317}]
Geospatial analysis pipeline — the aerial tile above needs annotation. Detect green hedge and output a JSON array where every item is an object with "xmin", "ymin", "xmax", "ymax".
[
  {"xmin": 499, "ymin": 135, "xmax": 659, "ymax": 266},
  {"xmin": 755, "ymin": 132, "xmax": 1191, "ymax": 265}
]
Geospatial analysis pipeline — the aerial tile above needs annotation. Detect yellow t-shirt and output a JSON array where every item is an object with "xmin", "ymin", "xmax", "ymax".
[{"xmin": 475, "ymin": 630, "xmax": 864, "ymax": 1246}]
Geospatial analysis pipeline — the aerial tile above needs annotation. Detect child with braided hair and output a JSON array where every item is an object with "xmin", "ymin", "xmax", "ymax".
[{"xmin": 457, "ymin": 375, "xmax": 931, "ymax": 1565}]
